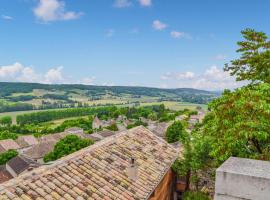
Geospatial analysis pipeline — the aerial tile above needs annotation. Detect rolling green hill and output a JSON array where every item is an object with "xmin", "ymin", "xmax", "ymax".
[{"xmin": 0, "ymin": 82, "xmax": 219, "ymax": 113}]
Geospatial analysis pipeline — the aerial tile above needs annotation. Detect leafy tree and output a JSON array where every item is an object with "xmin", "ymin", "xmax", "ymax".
[
  {"xmin": 165, "ymin": 121, "xmax": 186, "ymax": 143},
  {"xmin": 105, "ymin": 123, "xmax": 118, "ymax": 131},
  {"xmin": 0, "ymin": 116, "xmax": 12, "ymax": 126},
  {"xmin": 0, "ymin": 131, "xmax": 18, "ymax": 140},
  {"xmin": 198, "ymin": 83, "xmax": 270, "ymax": 164},
  {"xmin": 224, "ymin": 28, "xmax": 270, "ymax": 83},
  {"xmin": 0, "ymin": 150, "xmax": 18, "ymax": 165},
  {"xmin": 44, "ymin": 135, "xmax": 94, "ymax": 162}
]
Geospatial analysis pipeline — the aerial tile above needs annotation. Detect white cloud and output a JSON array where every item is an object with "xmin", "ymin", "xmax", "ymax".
[
  {"xmin": 161, "ymin": 71, "xmax": 195, "ymax": 80},
  {"xmin": 105, "ymin": 29, "xmax": 115, "ymax": 37},
  {"xmin": 170, "ymin": 31, "xmax": 191, "ymax": 39},
  {"xmin": 79, "ymin": 77, "xmax": 96, "ymax": 85},
  {"xmin": 0, "ymin": 63, "xmax": 97, "ymax": 85},
  {"xmin": 1, "ymin": 15, "xmax": 13, "ymax": 20},
  {"xmin": 215, "ymin": 54, "xmax": 226, "ymax": 60},
  {"xmin": 160, "ymin": 65, "xmax": 246, "ymax": 91},
  {"xmin": 44, "ymin": 66, "xmax": 64, "ymax": 84},
  {"xmin": 138, "ymin": 0, "xmax": 152, "ymax": 6},
  {"xmin": 114, "ymin": 0, "xmax": 132, "ymax": 8},
  {"xmin": 152, "ymin": 20, "xmax": 167, "ymax": 30},
  {"xmin": 33, "ymin": 0, "xmax": 83, "ymax": 22}
]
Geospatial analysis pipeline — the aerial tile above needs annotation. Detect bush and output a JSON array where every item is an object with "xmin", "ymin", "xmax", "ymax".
[
  {"xmin": 105, "ymin": 123, "xmax": 118, "ymax": 131},
  {"xmin": 127, "ymin": 120, "xmax": 147, "ymax": 129},
  {"xmin": 0, "ymin": 116, "xmax": 12, "ymax": 126},
  {"xmin": 183, "ymin": 191, "xmax": 210, "ymax": 200},
  {"xmin": 0, "ymin": 149, "xmax": 18, "ymax": 165},
  {"xmin": 44, "ymin": 135, "xmax": 94, "ymax": 162},
  {"xmin": 165, "ymin": 121, "xmax": 186, "ymax": 143},
  {"xmin": 0, "ymin": 131, "xmax": 18, "ymax": 140}
]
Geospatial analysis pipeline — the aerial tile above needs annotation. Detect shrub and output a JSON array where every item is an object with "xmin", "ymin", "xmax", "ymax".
[
  {"xmin": 183, "ymin": 191, "xmax": 210, "ymax": 200},
  {"xmin": 0, "ymin": 149, "xmax": 18, "ymax": 165},
  {"xmin": 0, "ymin": 131, "xmax": 18, "ymax": 140},
  {"xmin": 44, "ymin": 135, "xmax": 94, "ymax": 162},
  {"xmin": 165, "ymin": 121, "xmax": 186, "ymax": 143},
  {"xmin": 105, "ymin": 123, "xmax": 118, "ymax": 131}
]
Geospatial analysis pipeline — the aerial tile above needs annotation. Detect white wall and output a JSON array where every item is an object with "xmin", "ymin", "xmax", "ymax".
[{"xmin": 214, "ymin": 157, "xmax": 270, "ymax": 200}]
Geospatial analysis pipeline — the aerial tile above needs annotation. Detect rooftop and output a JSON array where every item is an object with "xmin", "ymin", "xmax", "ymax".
[
  {"xmin": 0, "ymin": 126, "xmax": 179, "ymax": 199},
  {"xmin": 0, "ymin": 140, "xmax": 20, "ymax": 153}
]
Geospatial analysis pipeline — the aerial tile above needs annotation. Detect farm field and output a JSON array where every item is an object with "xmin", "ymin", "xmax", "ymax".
[{"xmin": 0, "ymin": 101, "xmax": 207, "ymax": 124}]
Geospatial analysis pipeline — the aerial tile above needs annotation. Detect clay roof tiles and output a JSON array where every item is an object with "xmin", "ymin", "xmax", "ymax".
[{"xmin": 0, "ymin": 126, "xmax": 179, "ymax": 200}]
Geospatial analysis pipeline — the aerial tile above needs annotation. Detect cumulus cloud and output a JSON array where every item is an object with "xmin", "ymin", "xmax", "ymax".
[
  {"xmin": 114, "ymin": 0, "xmax": 132, "ymax": 8},
  {"xmin": 1, "ymin": 15, "xmax": 13, "ymax": 20},
  {"xmin": 170, "ymin": 31, "xmax": 191, "ymax": 39},
  {"xmin": 161, "ymin": 71, "xmax": 195, "ymax": 80},
  {"xmin": 0, "ymin": 62, "xmax": 95, "ymax": 85},
  {"xmin": 152, "ymin": 20, "xmax": 167, "ymax": 30},
  {"xmin": 160, "ymin": 65, "xmax": 246, "ymax": 91},
  {"xmin": 44, "ymin": 66, "xmax": 64, "ymax": 83},
  {"xmin": 33, "ymin": 0, "xmax": 83, "ymax": 22},
  {"xmin": 138, "ymin": 0, "xmax": 152, "ymax": 6}
]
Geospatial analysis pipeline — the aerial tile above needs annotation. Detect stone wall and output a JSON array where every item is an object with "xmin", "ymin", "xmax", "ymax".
[{"xmin": 214, "ymin": 157, "xmax": 270, "ymax": 200}]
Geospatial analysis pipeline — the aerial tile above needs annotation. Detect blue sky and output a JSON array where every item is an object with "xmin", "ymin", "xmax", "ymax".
[{"xmin": 0, "ymin": 0, "xmax": 269, "ymax": 90}]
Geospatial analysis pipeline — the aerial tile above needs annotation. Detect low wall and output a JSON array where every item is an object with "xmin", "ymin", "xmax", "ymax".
[{"xmin": 214, "ymin": 157, "xmax": 270, "ymax": 200}]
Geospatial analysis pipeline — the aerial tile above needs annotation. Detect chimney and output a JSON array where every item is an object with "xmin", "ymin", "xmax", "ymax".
[{"xmin": 127, "ymin": 158, "xmax": 138, "ymax": 181}]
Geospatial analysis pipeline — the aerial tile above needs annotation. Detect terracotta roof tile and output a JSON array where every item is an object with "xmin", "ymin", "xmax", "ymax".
[
  {"xmin": 0, "ymin": 140, "xmax": 20, "ymax": 153},
  {"xmin": 0, "ymin": 126, "xmax": 179, "ymax": 200}
]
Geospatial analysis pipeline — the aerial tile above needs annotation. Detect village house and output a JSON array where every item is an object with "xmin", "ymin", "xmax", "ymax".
[
  {"xmin": 0, "ymin": 166, "xmax": 12, "ymax": 184},
  {"xmin": 0, "ymin": 139, "xmax": 20, "ymax": 153},
  {"xmin": 65, "ymin": 127, "xmax": 84, "ymax": 135},
  {"xmin": 0, "ymin": 126, "xmax": 179, "ymax": 199},
  {"xmin": 16, "ymin": 135, "xmax": 39, "ymax": 149},
  {"xmin": 175, "ymin": 114, "xmax": 188, "ymax": 121},
  {"xmin": 148, "ymin": 122, "xmax": 171, "ymax": 138},
  {"xmin": 5, "ymin": 155, "xmax": 40, "ymax": 178},
  {"xmin": 92, "ymin": 116, "xmax": 103, "ymax": 129},
  {"xmin": 22, "ymin": 141, "xmax": 56, "ymax": 164}
]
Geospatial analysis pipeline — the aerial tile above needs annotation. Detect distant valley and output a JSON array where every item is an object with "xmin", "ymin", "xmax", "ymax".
[{"xmin": 0, "ymin": 82, "xmax": 218, "ymax": 114}]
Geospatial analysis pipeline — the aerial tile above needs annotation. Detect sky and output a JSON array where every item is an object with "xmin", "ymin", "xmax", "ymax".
[{"xmin": 0, "ymin": 0, "xmax": 269, "ymax": 91}]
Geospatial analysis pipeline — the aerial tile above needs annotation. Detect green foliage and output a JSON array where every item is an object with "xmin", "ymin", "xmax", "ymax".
[
  {"xmin": 165, "ymin": 121, "xmax": 187, "ymax": 143},
  {"xmin": 0, "ymin": 149, "xmax": 18, "ymax": 165},
  {"xmin": 224, "ymin": 28, "xmax": 270, "ymax": 83},
  {"xmin": 183, "ymin": 191, "xmax": 210, "ymax": 200},
  {"xmin": 0, "ymin": 100, "xmax": 33, "ymax": 113},
  {"xmin": 197, "ymin": 83, "xmax": 270, "ymax": 164},
  {"xmin": 44, "ymin": 135, "xmax": 94, "ymax": 162},
  {"xmin": 0, "ymin": 116, "xmax": 12, "ymax": 126},
  {"xmin": 0, "ymin": 131, "xmax": 18, "ymax": 140},
  {"xmin": 127, "ymin": 120, "xmax": 148, "ymax": 129},
  {"xmin": 53, "ymin": 117, "xmax": 93, "ymax": 133},
  {"xmin": 17, "ymin": 106, "xmax": 116, "ymax": 125},
  {"xmin": 105, "ymin": 123, "xmax": 118, "ymax": 131}
]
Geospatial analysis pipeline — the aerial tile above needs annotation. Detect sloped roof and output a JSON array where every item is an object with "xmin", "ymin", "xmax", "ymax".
[
  {"xmin": 6, "ymin": 156, "xmax": 40, "ymax": 176},
  {"xmin": 38, "ymin": 132, "xmax": 69, "ymax": 143},
  {"xmin": 16, "ymin": 135, "xmax": 39, "ymax": 148},
  {"xmin": 0, "ymin": 166, "xmax": 12, "ymax": 184},
  {"xmin": 23, "ymin": 141, "xmax": 56, "ymax": 160},
  {"xmin": 0, "ymin": 140, "xmax": 20, "ymax": 153},
  {"xmin": 98, "ymin": 130, "xmax": 115, "ymax": 138},
  {"xmin": 0, "ymin": 126, "xmax": 179, "ymax": 199}
]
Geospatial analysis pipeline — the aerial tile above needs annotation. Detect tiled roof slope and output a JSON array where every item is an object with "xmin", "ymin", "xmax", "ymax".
[{"xmin": 0, "ymin": 126, "xmax": 179, "ymax": 200}]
